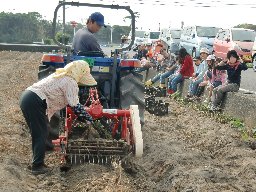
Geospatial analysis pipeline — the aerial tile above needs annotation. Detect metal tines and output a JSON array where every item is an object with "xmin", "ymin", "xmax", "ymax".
[{"xmin": 66, "ymin": 139, "xmax": 129, "ymax": 165}]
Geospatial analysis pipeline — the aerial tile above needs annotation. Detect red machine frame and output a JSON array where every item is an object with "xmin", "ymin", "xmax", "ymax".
[{"xmin": 52, "ymin": 88, "xmax": 135, "ymax": 164}]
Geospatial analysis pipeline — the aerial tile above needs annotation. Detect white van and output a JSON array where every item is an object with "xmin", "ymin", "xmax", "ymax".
[
  {"xmin": 144, "ymin": 31, "xmax": 160, "ymax": 44},
  {"xmin": 128, "ymin": 30, "xmax": 147, "ymax": 50},
  {"xmin": 160, "ymin": 28, "xmax": 182, "ymax": 55},
  {"xmin": 179, "ymin": 25, "xmax": 220, "ymax": 57}
]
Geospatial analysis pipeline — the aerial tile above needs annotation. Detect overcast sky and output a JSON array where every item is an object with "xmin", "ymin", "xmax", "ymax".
[{"xmin": 1, "ymin": 0, "xmax": 256, "ymax": 31}]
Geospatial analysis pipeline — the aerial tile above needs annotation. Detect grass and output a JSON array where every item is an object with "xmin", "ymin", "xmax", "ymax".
[
  {"xmin": 170, "ymin": 93, "xmax": 251, "ymax": 141},
  {"xmin": 246, "ymin": 63, "xmax": 253, "ymax": 68}
]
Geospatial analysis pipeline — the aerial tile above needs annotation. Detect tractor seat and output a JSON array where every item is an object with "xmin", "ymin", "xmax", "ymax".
[{"xmin": 76, "ymin": 51, "xmax": 105, "ymax": 57}]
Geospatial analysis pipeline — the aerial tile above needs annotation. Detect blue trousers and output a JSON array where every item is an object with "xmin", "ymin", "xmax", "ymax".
[
  {"xmin": 168, "ymin": 73, "xmax": 183, "ymax": 92},
  {"xmin": 152, "ymin": 70, "xmax": 174, "ymax": 84},
  {"xmin": 189, "ymin": 78, "xmax": 203, "ymax": 95}
]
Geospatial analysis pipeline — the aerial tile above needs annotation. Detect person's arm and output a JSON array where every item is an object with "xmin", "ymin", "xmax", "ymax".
[
  {"xmin": 73, "ymin": 103, "xmax": 93, "ymax": 122},
  {"xmin": 196, "ymin": 61, "xmax": 208, "ymax": 80},
  {"xmin": 166, "ymin": 64, "xmax": 177, "ymax": 71},
  {"xmin": 239, "ymin": 62, "xmax": 248, "ymax": 71},
  {"xmin": 64, "ymin": 78, "xmax": 93, "ymax": 122},
  {"xmin": 64, "ymin": 80, "xmax": 80, "ymax": 107},
  {"xmin": 215, "ymin": 64, "xmax": 228, "ymax": 70}
]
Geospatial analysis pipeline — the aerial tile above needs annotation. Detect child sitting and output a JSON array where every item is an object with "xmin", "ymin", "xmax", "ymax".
[{"xmin": 210, "ymin": 50, "xmax": 247, "ymax": 111}]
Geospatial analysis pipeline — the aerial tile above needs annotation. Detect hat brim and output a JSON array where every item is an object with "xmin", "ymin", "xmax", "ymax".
[
  {"xmin": 96, "ymin": 21, "xmax": 106, "ymax": 28},
  {"xmin": 79, "ymin": 73, "xmax": 97, "ymax": 86}
]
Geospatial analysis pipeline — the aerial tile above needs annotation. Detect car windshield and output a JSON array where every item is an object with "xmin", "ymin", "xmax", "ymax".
[
  {"xmin": 232, "ymin": 29, "xmax": 256, "ymax": 42},
  {"xmin": 136, "ymin": 38, "xmax": 144, "ymax": 43},
  {"xmin": 150, "ymin": 32, "xmax": 160, "ymax": 39},
  {"xmin": 196, "ymin": 26, "xmax": 220, "ymax": 37},
  {"xmin": 135, "ymin": 31, "xmax": 145, "ymax": 38},
  {"xmin": 170, "ymin": 30, "xmax": 182, "ymax": 39}
]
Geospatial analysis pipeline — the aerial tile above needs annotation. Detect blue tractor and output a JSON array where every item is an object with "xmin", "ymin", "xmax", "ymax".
[{"xmin": 38, "ymin": 2, "xmax": 144, "ymax": 166}]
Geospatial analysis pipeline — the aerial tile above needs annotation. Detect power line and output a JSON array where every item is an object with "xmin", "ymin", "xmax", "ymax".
[{"xmin": 90, "ymin": 0, "xmax": 256, "ymax": 8}]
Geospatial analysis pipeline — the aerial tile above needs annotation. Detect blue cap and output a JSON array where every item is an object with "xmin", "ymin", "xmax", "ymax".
[{"xmin": 90, "ymin": 12, "xmax": 106, "ymax": 27}]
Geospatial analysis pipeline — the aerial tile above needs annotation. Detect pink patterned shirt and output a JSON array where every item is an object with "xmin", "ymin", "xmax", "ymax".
[
  {"xmin": 27, "ymin": 74, "xmax": 79, "ymax": 120},
  {"xmin": 211, "ymin": 69, "xmax": 226, "ymax": 84}
]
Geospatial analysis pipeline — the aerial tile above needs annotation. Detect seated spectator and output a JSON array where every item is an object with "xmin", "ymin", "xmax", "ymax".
[
  {"xmin": 145, "ymin": 51, "xmax": 178, "ymax": 88},
  {"xmin": 146, "ymin": 43, "xmax": 154, "ymax": 60},
  {"xmin": 137, "ymin": 44, "xmax": 148, "ymax": 60},
  {"xmin": 195, "ymin": 55, "xmax": 215, "ymax": 101},
  {"xmin": 203, "ymin": 55, "xmax": 226, "ymax": 103},
  {"xmin": 186, "ymin": 48, "xmax": 209, "ymax": 97},
  {"xmin": 120, "ymin": 35, "xmax": 129, "ymax": 48},
  {"xmin": 186, "ymin": 56, "xmax": 202, "ymax": 98},
  {"xmin": 167, "ymin": 47, "xmax": 194, "ymax": 94},
  {"xmin": 210, "ymin": 50, "xmax": 248, "ymax": 111}
]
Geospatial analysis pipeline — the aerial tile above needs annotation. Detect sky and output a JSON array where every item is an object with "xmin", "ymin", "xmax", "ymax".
[{"xmin": 1, "ymin": 0, "xmax": 256, "ymax": 31}]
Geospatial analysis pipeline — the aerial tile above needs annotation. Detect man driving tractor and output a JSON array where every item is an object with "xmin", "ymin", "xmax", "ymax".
[{"xmin": 72, "ymin": 12, "xmax": 106, "ymax": 54}]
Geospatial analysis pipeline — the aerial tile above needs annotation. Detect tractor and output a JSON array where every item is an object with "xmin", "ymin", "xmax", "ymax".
[{"xmin": 38, "ymin": 2, "xmax": 144, "ymax": 168}]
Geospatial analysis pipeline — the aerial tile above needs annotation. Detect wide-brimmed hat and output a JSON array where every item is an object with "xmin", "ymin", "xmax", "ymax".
[
  {"xmin": 200, "ymin": 47, "xmax": 209, "ymax": 54},
  {"xmin": 206, "ymin": 55, "xmax": 216, "ymax": 61},
  {"xmin": 54, "ymin": 60, "xmax": 97, "ymax": 86}
]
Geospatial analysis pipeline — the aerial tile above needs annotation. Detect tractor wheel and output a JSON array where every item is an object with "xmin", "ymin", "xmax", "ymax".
[
  {"xmin": 120, "ymin": 71, "xmax": 145, "ymax": 125},
  {"xmin": 130, "ymin": 105, "xmax": 143, "ymax": 157}
]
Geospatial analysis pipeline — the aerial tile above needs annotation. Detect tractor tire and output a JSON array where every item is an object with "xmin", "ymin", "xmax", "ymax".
[{"xmin": 120, "ymin": 71, "xmax": 145, "ymax": 125}]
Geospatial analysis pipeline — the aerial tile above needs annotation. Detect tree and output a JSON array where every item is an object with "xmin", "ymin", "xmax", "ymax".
[
  {"xmin": 123, "ymin": 11, "xmax": 140, "ymax": 23},
  {"xmin": 233, "ymin": 23, "xmax": 256, "ymax": 31}
]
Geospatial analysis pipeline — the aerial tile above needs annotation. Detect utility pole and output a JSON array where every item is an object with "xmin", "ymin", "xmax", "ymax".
[
  {"xmin": 62, "ymin": 0, "xmax": 65, "ymax": 45},
  {"xmin": 110, "ymin": 26, "xmax": 113, "ymax": 45}
]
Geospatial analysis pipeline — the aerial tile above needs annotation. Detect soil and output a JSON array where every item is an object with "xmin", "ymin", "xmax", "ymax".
[{"xmin": 1, "ymin": 51, "xmax": 256, "ymax": 192}]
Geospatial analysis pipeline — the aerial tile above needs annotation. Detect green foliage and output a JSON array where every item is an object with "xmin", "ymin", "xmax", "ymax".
[
  {"xmin": 230, "ymin": 118, "xmax": 244, "ymax": 129},
  {"xmin": 233, "ymin": 23, "xmax": 256, "ymax": 31},
  {"xmin": 55, "ymin": 32, "xmax": 70, "ymax": 45},
  {"xmin": 44, "ymin": 38, "xmax": 53, "ymax": 45},
  {"xmin": 123, "ymin": 12, "xmax": 140, "ymax": 22},
  {"xmin": 246, "ymin": 63, "xmax": 253, "ymax": 68},
  {"xmin": 171, "ymin": 93, "xmax": 250, "ymax": 141},
  {"xmin": 0, "ymin": 12, "xmax": 132, "ymax": 45}
]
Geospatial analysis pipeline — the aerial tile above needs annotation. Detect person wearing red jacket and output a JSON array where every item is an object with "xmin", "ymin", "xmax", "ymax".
[{"xmin": 167, "ymin": 47, "xmax": 194, "ymax": 94}]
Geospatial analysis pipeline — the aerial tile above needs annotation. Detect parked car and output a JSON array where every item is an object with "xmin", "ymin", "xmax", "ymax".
[
  {"xmin": 179, "ymin": 25, "xmax": 220, "ymax": 57},
  {"xmin": 160, "ymin": 28, "xmax": 182, "ymax": 55},
  {"xmin": 131, "ymin": 37, "xmax": 145, "ymax": 51},
  {"xmin": 213, "ymin": 28, "xmax": 256, "ymax": 63},
  {"xmin": 144, "ymin": 31, "xmax": 160, "ymax": 45}
]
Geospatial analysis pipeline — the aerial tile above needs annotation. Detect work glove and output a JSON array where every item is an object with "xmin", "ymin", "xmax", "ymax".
[{"xmin": 73, "ymin": 103, "xmax": 93, "ymax": 122}]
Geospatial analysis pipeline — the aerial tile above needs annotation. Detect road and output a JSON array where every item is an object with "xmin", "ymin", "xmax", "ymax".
[{"xmin": 241, "ymin": 68, "xmax": 256, "ymax": 92}]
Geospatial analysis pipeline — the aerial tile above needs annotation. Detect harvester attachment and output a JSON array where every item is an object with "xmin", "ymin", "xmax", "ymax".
[{"xmin": 52, "ymin": 88, "xmax": 143, "ymax": 168}]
